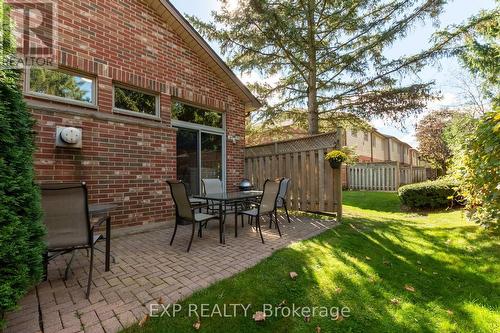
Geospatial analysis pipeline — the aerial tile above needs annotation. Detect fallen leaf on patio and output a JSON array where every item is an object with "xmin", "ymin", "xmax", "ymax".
[
  {"xmin": 304, "ymin": 315, "xmax": 311, "ymax": 322},
  {"xmin": 446, "ymin": 310, "xmax": 454, "ymax": 316},
  {"xmin": 193, "ymin": 319, "xmax": 201, "ymax": 330},
  {"xmin": 253, "ymin": 311, "xmax": 266, "ymax": 322},
  {"xmin": 138, "ymin": 314, "xmax": 149, "ymax": 327},
  {"xmin": 157, "ymin": 297, "xmax": 164, "ymax": 304},
  {"xmin": 289, "ymin": 272, "xmax": 298, "ymax": 280},
  {"xmin": 365, "ymin": 256, "xmax": 371, "ymax": 261},
  {"xmin": 404, "ymin": 284, "xmax": 415, "ymax": 292},
  {"xmin": 315, "ymin": 325, "xmax": 321, "ymax": 332},
  {"xmin": 390, "ymin": 298, "xmax": 400, "ymax": 305}
]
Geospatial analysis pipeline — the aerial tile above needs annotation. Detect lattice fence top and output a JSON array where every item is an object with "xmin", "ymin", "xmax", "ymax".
[{"xmin": 245, "ymin": 132, "xmax": 340, "ymax": 157}]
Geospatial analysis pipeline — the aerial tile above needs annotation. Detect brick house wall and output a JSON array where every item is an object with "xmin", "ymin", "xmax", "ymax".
[{"xmin": 9, "ymin": 0, "xmax": 250, "ymax": 228}]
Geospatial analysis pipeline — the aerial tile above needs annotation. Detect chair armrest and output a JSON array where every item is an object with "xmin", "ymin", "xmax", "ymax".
[
  {"xmin": 91, "ymin": 215, "xmax": 109, "ymax": 231},
  {"xmin": 191, "ymin": 203, "xmax": 210, "ymax": 210}
]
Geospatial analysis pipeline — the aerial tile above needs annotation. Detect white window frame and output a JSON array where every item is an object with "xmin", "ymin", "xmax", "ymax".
[
  {"xmin": 24, "ymin": 67, "xmax": 97, "ymax": 107},
  {"xmin": 112, "ymin": 84, "xmax": 160, "ymax": 120}
]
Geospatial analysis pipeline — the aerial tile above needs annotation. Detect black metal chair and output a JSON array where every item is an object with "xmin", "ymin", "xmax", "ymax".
[
  {"xmin": 273, "ymin": 178, "xmax": 292, "ymax": 226},
  {"xmin": 239, "ymin": 179, "xmax": 283, "ymax": 243},
  {"xmin": 41, "ymin": 182, "xmax": 109, "ymax": 299},
  {"xmin": 167, "ymin": 180, "xmax": 219, "ymax": 252}
]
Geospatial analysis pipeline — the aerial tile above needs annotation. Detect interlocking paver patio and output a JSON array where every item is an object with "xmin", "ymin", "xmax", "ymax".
[{"xmin": 4, "ymin": 215, "xmax": 336, "ymax": 333}]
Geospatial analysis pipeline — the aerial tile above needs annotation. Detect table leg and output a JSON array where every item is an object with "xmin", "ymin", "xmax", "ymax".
[
  {"xmin": 234, "ymin": 202, "xmax": 238, "ymax": 238},
  {"xmin": 105, "ymin": 216, "xmax": 111, "ymax": 272},
  {"xmin": 219, "ymin": 202, "xmax": 225, "ymax": 244}
]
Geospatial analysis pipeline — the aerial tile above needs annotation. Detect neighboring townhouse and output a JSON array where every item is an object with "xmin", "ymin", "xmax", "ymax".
[
  {"xmin": 410, "ymin": 148, "xmax": 423, "ymax": 166},
  {"xmin": 344, "ymin": 127, "xmax": 418, "ymax": 165},
  {"xmin": 386, "ymin": 136, "xmax": 411, "ymax": 164},
  {"xmin": 371, "ymin": 131, "xmax": 389, "ymax": 162},
  {"xmin": 344, "ymin": 128, "xmax": 373, "ymax": 162},
  {"xmin": 8, "ymin": 0, "xmax": 260, "ymax": 229}
]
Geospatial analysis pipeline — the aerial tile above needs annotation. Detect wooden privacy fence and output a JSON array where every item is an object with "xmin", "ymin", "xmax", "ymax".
[
  {"xmin": 348, "ymin": 162, "xmax": 429, "ymax": 191},
  {"xmin": 245, "ymin": 132, "xmax": 343, "ymax": 219}
]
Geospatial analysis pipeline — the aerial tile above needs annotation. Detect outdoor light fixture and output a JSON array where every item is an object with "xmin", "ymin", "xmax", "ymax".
[
  {"xmin": 227, "ymin": 134, "xmax": 241, "ymax": 144},
  {"xmin": 56, "ymin": 126, "xmax": 83, "ymax": 148}
]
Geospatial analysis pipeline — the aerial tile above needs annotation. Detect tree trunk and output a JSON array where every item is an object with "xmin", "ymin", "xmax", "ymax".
[
  {"xmin": 307, "ymin": 85, "xmax": 319, "ymax": 135},
  {"xmin": 306, "ymin": 0, "xmax": 318, "ymax": 135}
]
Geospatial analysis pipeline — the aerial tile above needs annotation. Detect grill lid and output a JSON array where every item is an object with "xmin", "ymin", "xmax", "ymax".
[{"xmin": 239, "ymin": 179, "xmax": 252, "ymax": 189}]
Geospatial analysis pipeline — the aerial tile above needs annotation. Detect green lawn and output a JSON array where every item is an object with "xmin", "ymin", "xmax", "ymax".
[{"xmin": 124, "ymin": 191, "xmax": 500, "ymax": 333}]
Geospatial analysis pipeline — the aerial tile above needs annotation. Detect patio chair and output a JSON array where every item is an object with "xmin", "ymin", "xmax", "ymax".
[
  {"xmin": 201, "ymin": 178, "xmax": 224, "ymax": 214},
  {"xmin": 167, "ymin": 180, "xmax": 219, "ymax": 252},
  {"xmin": 239, "ymin": 179, "xmax": 283, "ymax": 243},
  {"xmin": 41, "ymin": 182, "xmax": 109, "ymax": 299},
  {"xmin": 185, "ymin": 182, "xmax": 207, "ymax": 207},
  {"xmin": 202, "ymin": 178, "xmax": 245, "ymax": 231},
  {"xmin": 202, "ymin": 178, "xmax": 223, "ymax": 194},
  {"xmin": 272, "ymin": 178, "xmax": 292, "ymax": 226}
]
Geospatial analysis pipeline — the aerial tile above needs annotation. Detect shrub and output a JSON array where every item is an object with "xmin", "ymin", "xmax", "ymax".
[
  {"xmin": 0, "ymin": 1, "xmax": 45, "ymax": 327},
  {"xmin": 398, "ymin": 179, "xmax": 457, "ymax": 209},
  {"xmin": 458, "ymin": 111, "xmax": 500, "ymax": 229}
]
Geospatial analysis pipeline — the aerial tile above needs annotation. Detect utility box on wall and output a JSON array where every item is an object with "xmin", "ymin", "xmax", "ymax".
[{"xmin": 55, "ymin": 126, "xmax": 83, "ymax": 148}]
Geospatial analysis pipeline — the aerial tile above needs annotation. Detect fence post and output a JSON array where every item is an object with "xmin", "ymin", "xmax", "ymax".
[{"xmin": 333, "ymin": 167, "xmax": 342, "ymax": 222}]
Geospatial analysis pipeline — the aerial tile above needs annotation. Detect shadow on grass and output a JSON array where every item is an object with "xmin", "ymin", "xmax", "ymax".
[
  {"xmin": 123, "ymin": 213, "xmax": 499, "ymax": 333},
  {"xmin": 301, "ymin": 215, "xmax": 499, "ymax": 332}
]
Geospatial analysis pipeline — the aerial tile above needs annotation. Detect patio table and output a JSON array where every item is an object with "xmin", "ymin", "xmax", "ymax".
[
  {"xmin": 88, "ymin": 203, "xmax": 117, "ymax": 271},
  {"xmin": 192, "ymin": 191, "xmax": 263, "ymax": 243}
]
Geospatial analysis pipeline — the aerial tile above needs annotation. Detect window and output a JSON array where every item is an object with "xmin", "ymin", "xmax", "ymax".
[
  {"xmin": 373, "ymin": 136, "xmax": 377, "ymax": 147},
  {"xmin": 364, "ymin": 132, "xmax": 369, "ymax": 141},
  {"xmin": 113, "ymin": 85, "xmax": 158, "ymax": 117},
  {"xmin": 28, "ymin": 68, "xmax": 95, "ymax": 104},
  {"xmin": 172, "ymin": 101, "xmax": 223, "ymax": 128},
  {"xmin": 351, "ymin": 129, "xmax": 358, "ymax": 138}
]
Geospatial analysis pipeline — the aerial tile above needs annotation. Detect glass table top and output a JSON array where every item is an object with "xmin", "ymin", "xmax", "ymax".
[{"xmin": 192, "ymin": 190, "xmax": 263, "ymax": 201}]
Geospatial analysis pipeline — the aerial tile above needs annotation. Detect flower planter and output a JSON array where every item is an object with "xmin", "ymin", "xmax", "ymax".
[{"xmin": 329, "ymin": 159, "xmax": 342, "ymax": 169}]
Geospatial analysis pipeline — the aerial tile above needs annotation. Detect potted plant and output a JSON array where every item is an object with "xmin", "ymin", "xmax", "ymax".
[{"xmin": 325, "ymin": 150, "xmax": 348, "ymax": 169}]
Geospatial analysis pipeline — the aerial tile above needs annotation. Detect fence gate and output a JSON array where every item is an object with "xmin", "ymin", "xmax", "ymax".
[{"xmin": 245, "ymin": 132, "xmax": 343, "ymax": 219}]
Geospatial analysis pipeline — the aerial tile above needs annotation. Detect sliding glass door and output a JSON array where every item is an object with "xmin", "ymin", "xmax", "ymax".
[
  {"xmin": 176, "ymin": 128, "xmax": 200, "ymax": 194},
  {"xmin": 173, "ymin": 101, "xmax": 225, "ymax": 195},
  {"xmin": 201, "ymin": 132, "xmax": 222, "ymax": 181},
  {"xmin": 176, "ymin": 128, "xmax": 224, "ymax": 195}
]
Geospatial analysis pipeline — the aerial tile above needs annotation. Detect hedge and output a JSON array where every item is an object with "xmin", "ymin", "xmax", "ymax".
[
  {"xmin": 0, "ymin": 1, "xmax": 45, "ymax": 327},
  {"xmin": 398, "ymin": 179, "xmax": 457, "ymax": 209}
]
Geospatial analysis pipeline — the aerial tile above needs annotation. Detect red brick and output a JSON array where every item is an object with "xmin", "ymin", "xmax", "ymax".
[{"xmin": 7, "ymin": 0, "xmax": 247, "ymax": 229}]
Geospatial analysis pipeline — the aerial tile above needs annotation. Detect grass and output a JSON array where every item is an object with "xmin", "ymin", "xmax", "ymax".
[{"xmin": 123, "ymin": 191, "xmax": 500, "ymax": 333}]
